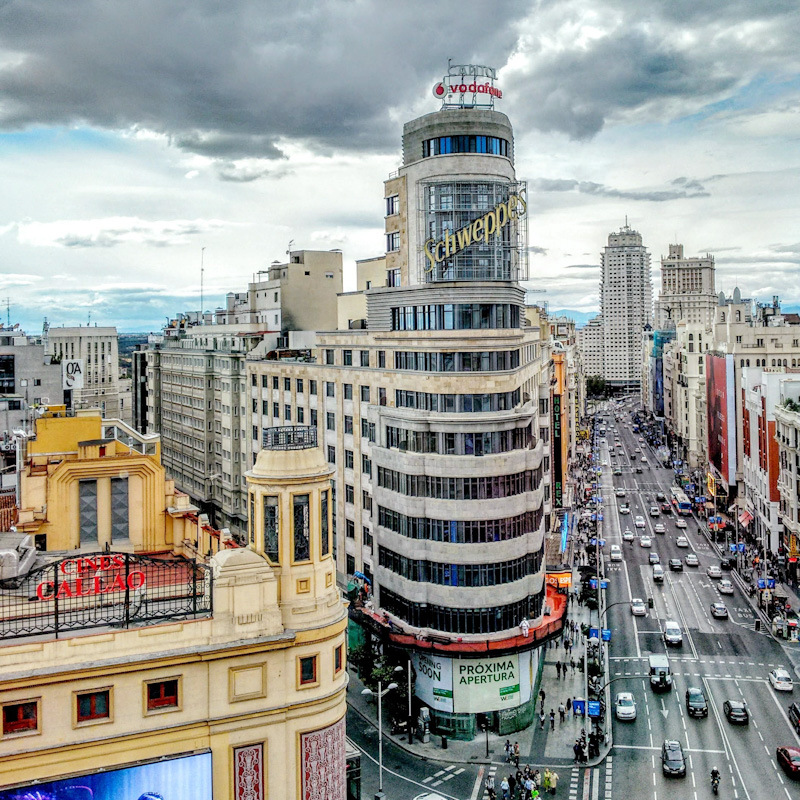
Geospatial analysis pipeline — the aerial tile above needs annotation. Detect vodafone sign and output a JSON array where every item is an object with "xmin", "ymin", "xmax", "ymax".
[{"xmin": 432, "ymin": 63, "xmax": 501, "ymax": 108}]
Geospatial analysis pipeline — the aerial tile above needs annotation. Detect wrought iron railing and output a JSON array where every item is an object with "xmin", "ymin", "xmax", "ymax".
[
  {"xmin": 262, "ymin": 425, "xmax": 317, "ymax": 451},
  {"xmin": 0, "ymin": 552, "xmax": 212, "ymax": 640}
]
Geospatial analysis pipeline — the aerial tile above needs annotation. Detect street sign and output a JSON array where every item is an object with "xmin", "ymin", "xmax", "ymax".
[
  {"xmin": 729, "ymin": 544, "xmax": 737, "ymax": 553},
  {"xmin": 601, "ymin": 628, "xmax": 611, "ymax": 641},
  {"xmin": 589, "ymin": 627, "xmax": 599, "ymax": 639},
  {"xmin": 738, "ymin": 543, "xmax": 746, "ymax": 553},
  {"xmin": 587, "ymin": 700, "xmax": 601, "ymax": 718}
]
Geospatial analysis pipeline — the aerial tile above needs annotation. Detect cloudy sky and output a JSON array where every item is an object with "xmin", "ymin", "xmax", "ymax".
[{"xmin": 1, "ymin": 0, "xmax": 799, "ymax": 332}]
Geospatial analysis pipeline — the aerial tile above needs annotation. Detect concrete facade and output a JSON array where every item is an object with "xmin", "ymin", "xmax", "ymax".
[{"xmin": 655, "ymin": 243, "xmax": 717, "ymax": 329}]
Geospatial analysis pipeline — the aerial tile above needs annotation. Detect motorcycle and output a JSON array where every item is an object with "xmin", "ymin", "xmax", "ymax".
[{"xmin": 711, "ymin": 774, "xmax": 720, "ymax": 795}]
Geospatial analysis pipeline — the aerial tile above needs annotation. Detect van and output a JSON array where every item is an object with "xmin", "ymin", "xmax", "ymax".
[
  {"xmin": 649, "ymin": 654, "xmax": 672, "ymax": 691},
  {"xmin": 652, "ymin": 564, "xmax": 664, "ymax": 583},
  {"xmin": 610, "ymin": 544, "xmax": 622, "ymax": 562},
  {"xmin": 663, "ymin": 620, "xmax": 683, "ymax": 647}
]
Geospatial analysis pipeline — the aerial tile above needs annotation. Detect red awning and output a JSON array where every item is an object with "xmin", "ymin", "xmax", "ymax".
[{"xmin": 738, "ymin": 510, "xmax": 753, "ymax": 527}]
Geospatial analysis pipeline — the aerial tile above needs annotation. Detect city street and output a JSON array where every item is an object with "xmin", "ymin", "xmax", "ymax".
[{"xmin": 599, "ymin": 402, "xmax": 800, "ymax": 800}]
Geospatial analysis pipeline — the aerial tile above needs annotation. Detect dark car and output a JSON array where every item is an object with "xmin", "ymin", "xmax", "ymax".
[
  {"xmin": 723, "ymin": 699, "xmax": 749, "ymax": 724},
  {"xmin": 777, "ymin": 746, "xmax": 800, "ymax": 778},
  {"xmin": 686, "ymin": 687, "xmax": 708, "ymax": 718},
  {"xmin": 789, "ymin": 702, "xmax": 800, "ymax": 733},
  {"xmin": 635, "ymin": 467, "xmax": 643, "ymax": 474},
  {"xmin": 720, "ymin": 558, "xmax": 733, "ymax": 571},
  {"xmin": 656, "ymin": 492, "xmax": 667, "ymax": 501},
  {"xmin": 669, "ymin": 558, "xmax": 683, "ymax": 572},
  {"xmin": 661, "ymin": 503, "xmax": 672, "ymax": 514},
  {"xmin": 661, "ymin": 739, "xmax": 686, "ymax": 777}
]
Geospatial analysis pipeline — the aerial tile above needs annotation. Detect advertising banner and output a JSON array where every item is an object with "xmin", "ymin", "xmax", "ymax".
[
  {"xmin": 705, "ymin": 353, "xmax": 737, "ymax": 487},
  {"xmin": 62, "ymin": 358, "xmax": 85, "ymax": 390},
  {"xmin": 413, "ymin": 651, "xmax": 454, "ymax": 713},
  {"xmin": 453, "ymin": 653, "xmax": 521, "ymax": 713},
  {"xmin": 0, "ymin": 752, "xmax": 211, "ymax": 800},
  {"xmin": 552, "ymin": 393, "xmax": 563, "ymax": 507}
]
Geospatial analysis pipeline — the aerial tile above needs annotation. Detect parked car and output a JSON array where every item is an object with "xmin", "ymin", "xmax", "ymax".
[
  {"xmin": 769, "ymin": 669, "xmax": 794, "ymax": 692},
  {"xmin": 710, "ymin": 602, "xmax": 728, "ymax": 618},
  {"xmin": 723, "ymin": 699, "xmax": 749, "ymax": 724},
  {"xmin": 685, "ymin": 553, "xmax": 699, "ymax": 566},
  {"xmin": 777, "ymin": 746, "xmax": 800, "ymax": 779},
  {"xmin": 615, "ymin": 691, "xmax": 637, "ymax": 721},
  {"xmin": 685, "ymin": 686, "xmax": 708, "ymax": 717},
  {"xmin": 719, "ymin": 579, "xmax": 734, "ymax": 595},
  {"xmin": 661, "ymin": 740, "xmax": 686, "ymax": 777}
]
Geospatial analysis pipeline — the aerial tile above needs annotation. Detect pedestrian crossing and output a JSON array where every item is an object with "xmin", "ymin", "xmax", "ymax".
[
  {"xmin": 422, "ymin": 763, "xmax": 465, "ymax": 788},
  {"xmin": 609, "ymin": 655, "xmax": 787, "ymax": 681},
  {"xmin": 481, "ymin": 761, "xmax": 612, "ymax": 800}
]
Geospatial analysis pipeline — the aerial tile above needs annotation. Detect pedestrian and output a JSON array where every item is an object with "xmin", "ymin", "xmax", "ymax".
[
  {"xmin": 573, "ymin": 741, "xmax": 581, "ymax": 762},
  {"xmin": 543, "ymin": 769, "xmax": 551, "ymax": 794},
  {"xmin": 525, "ymin": 776, "xmax": 534, "ymax": 800},
  {"xmin": 555, "ymin": 660, "xmax": 561, "ymax": 679},
  {"xmin": 508, "ymin": 774, "xmax": 516, "ymax": 800},
  {"xmin": 505, "ymin": 739, "xmax": 512, "ymax": 762},
  {"xmin": 540, "ymin": 689, "xmax": 546, "ymax": 705},
  {"xmin": 566, "ymin": 697, "xmax": 572, "ymax": 715},
  {"xmin": 501, "ymin": 777, "xmax": 510, "ymax": 800},
  {"xmin": 558, "ymin": 702, "xmax": 566, "ymax": 722},
  {"xmin": 533, "ymin": 770, "xmax": 541, "ymax": 791},
  {"xmin": 570, "ymin": 657, "xmax": 576, "ymax": 673},
  {"xmin": 549, "ymin": 709, "xmax": 555, "ymax": 731},
  {"xmin": 539, "ymin": 710, "xmax": 546, "ymax": 730},
  {"xmin": 550, "ymin": 771, "xmax": 559, "ymax": 795}
]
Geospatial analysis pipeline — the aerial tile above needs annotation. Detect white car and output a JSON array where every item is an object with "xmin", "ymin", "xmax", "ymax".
[
  {"xmin": 685, "ymin": 552, "xmax": 699, "ymax": 566},
  {"xmin": 610, "ymin": 544, "xmax": 622, "ymax": 562},
  {"xmin": 769, "ymin": 668, "xmax": 794, "ymax": 692},
  {"xmin": 615, "ymin": 691, "xmax": 637, "ymax": 720},
  {"xmin": 707, "ymin": 565, "xmax": 722, "ymax": 579},
  {"xmin": 718, "ymin": 579, "xmax": 734, "ymax": 595},
  {"xmin": 631, "ymin": 598, "xmax": 647, "ymax": 615},
  {"xmin": 675, "ymin": 518, "xmax": 688, "ymax": 529},
  {"xmin": 638, "ymin": 437, "xmax": 644, "ymax": 443},
  {"xmin": 620, "ymin": 504, "xmax": 631, "ymax": 515},
  {"xmin": 641, "ymin": 456, "xmax": 648, "ymax": 463},
  {"xmin": 654, "ymin": 523, "xmax": 666, "ymax": 534},
  {"xmin": 640, "ymin": 535, "xmax": 652, "ymax": 548},
  {"xmin": 635, "ymin": 515, "xmax": 646, "ymax": 528},
  {"xmin": 616, "ymin": 488, "xmax": 626, "ymax": 497},
  {"xmin": 622, "ymin": 529, "xmax": 635, "ymax": 542},
  {"xmin": 676, "ymin": 536, "xmax": 689, "ymax": 548}
]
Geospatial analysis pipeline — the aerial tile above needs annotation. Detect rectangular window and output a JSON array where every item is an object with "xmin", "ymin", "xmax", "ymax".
[
  {"xmin": 325, "ymin": 349, "xmax": 335, "ymax": 365},
  {"xmin": 297, "ymin": 407, "xmax": 305, "ymax": 424},
  {"xmin": 311, "ymin": 409, "xmax": 318, "ymax": 427},
  {"xmin": 362, "ymin": 490, "xmax": 372, "ymax": 511},
  {"xmin": 360, "ymin": 350, "xmax": 370, "ymax": 367},
  {"xmin": 293, "ymin": 494, "xmax": 310, "ymax": 561},
  {"xmin": 362, "ymin": 455, "xmax": 372, "ymax": 476},
  {"xmin": 346, "ymin": 554, "xmax": 356, "ymax": 575},
  {"xmin": 343, "ymin": 350, "xmax": 353, "ymax": 366},
  {"xmin": 386, "ymin": 195, "xmax": 399, "ymax": 216},
  {"xmin": 326, "ymin": 412, "xmax": 336, "ymax": 431},
  {"xmin": 321, "ymin": 489, "xmax": 330, "ymax": 557},
  {"xmin": 346, "ymin": 519, "xmax": 355, "ymax": 538},
  {"xmin": 2, "ymin": 700, "xmax": 38, "ymax": 735},
  {"xmin": 345, "ymin": 484, "xmax": 354, "ymax": 504},
  {"xmin": 299, "ymin": 655, "xmax": 317, "ymax": 686},
  {"xmin": 326, "ymin": 381, "xmax": 335, "ymax": 397},
  {"xmin": 273, "ymin": 376, "xmax": 279, "ymax": 390},
  {"xmin": 284, "ymin": 377, "xmax": 291, "ymax": 391},
  {"xmin": 284, "ymin": 404, "xmax": 292, "ymax": 421},
  {"xmin": 344, "ymin": 415, "xmax": 353, "ymax": 435},
  {"xmin": 327, "ymin": 445, "xmax": 336, "ymax": 463},
  {"xmin": 378, "ymin": 350, "xmax": 386, "ymax": 368},
  {"xmin": 386, "ymin": 232, "xmax": 400, "ymax": 252},
  {"xmin": 344, "ymin": 383, "xmax": 353, "ymax": 400},
  {"xmin": 379, "ymin": 388, "xmax": 386, "ymax": 406},
  {"xmin": 334, "ymin": 644, "xmax": 344, "ymax": 674},
  {"xmin": 345, "ymin": 449, "xmax": 354, "ymax": 469},
  {"xmin": 297, "ymin": 378, "xmax": 304, "ymax": 393},
  {"xmin": 264, "ymin": 496, "xmax": 279, "ymax": 562},
  {"xmin": 360, "ymin": 385, "xmax": 370, "ymax": 402},
  {"xmin": 273, "ymin": 402, "xmax": 279, "ymax": 417},
  {"xmin": 146, "ymin": 679, "xmax": 179, "ymax": 711},
  {"xmin": 76, "ymin": 690, "xmax": 110, "ymax": 723},
  {"xmin": 310, "ymin": 380, "xmax": 317, "ymax": 395}
]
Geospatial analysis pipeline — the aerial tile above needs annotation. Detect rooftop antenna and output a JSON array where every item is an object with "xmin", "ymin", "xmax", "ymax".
[
  {"xmin": 87, "ymin": 309, "xmax": 91, "ymax": 327},
  {"xmin": 200, "ymin": 246, "xmax": 205, "ymax": 318},
  {"xmin": 286, "ymin": 239, "xmax": 294, "ymax": 256}
]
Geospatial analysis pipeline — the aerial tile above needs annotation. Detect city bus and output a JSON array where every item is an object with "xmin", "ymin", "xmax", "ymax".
[{"xmin": 671, "ymin": 487, "xmax": 692, "ymax": 516}]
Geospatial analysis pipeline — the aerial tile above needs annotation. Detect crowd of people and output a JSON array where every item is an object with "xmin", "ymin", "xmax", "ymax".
[{"xmin": 491, "ymin": 755, "xmax": 560, "ymax": 799}]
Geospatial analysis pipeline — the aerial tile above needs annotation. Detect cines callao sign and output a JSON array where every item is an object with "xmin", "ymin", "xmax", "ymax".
[{"xmin": 423, "ymin": 190, "xmax": 526, "ymax": 273}]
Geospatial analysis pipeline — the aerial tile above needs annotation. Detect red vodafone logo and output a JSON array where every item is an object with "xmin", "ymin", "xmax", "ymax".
[{"xmin": 432, "ymin": 82, "xmax": 446, "ymax": 99}]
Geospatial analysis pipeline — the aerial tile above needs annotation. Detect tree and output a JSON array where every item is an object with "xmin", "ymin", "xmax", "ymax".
[{"xmin": 586, "ymin": 375, "xmax": 608, "ymax": 399}]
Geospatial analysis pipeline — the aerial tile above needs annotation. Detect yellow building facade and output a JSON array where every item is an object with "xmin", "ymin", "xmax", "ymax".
[{"xmin": 0, "ymin": 415, "xmax": 348, "ymax": 800}]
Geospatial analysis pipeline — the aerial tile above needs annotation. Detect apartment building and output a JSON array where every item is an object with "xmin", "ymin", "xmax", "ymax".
[
  {"xmin": 655, "ymin": 243, "xmax": 717, "ymax": 329},
  {"xmin": 776, "ymin": 390, "xmax": 800, "ymax": 576}
]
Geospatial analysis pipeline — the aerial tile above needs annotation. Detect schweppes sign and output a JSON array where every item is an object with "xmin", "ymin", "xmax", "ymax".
[{"xmin": 424, "ymin": 190, "xmax": 526, "ymax": 273}]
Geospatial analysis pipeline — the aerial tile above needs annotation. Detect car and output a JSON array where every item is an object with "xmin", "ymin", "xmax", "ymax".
[
  {"xmin": 641, "ymin": 456, "xmax": 648, "ymax": 463},
  {"xmin": 649, "ymin": 506, "xmax": 660, "ymax": 517},
  {"xmin": 640, "ymin": 535, "xmax": 652, "ymax": 548},
  {"xmin": 720, "ymin": 558, "xmax": 733, "ymax": 571},
  {"xmin": 649, "ymin": 552, "xmax": 661, "ymax": 564},
  {"xmin": 676, "ymin": 535, "xmax": 689, "ymax": 548},
  {"xmin": 685, "ymin": 552, "xmax": 699, "ymax": 566},
  {"xmin": 656, "ymin": 492, "xmax": 666, "ymax": 501},
  {"xmin": 622, "ymin": 529, "xmax": 635, "ymax": 542},
  {"xmin": 661, "ymin": 739, "xmax": 686, "ymax": 777},
  {"xmin": 710, "ymin": 601, "xmax": 728, "ymax": 618},
  {"xmin": 663, "ymin": 621, "xmax": 683, "ymax": 647},
  {"xmin": 723, "ymin": 699, "xmax": 749, "ymax": 725},
  {"xmin": 789, "ymin": 702, "xmax": 800, "ymax": 733},
  {"xmin": 769, "ymin": 668, "xmax": 794, "ymax": 692},
  {"xmin": 613, "ymin": 468, "xmax": 622, "ymax": 476},
  {"xmin": 635, "ymin": 467, "xmax": 643, "ymax": 474},
  {"xmin": 685, "ymin": 687, "xmax": 708, "ymax": 718},
  {"xmin": 638, "ymin": 437, "xmax": 645, "ymax": 443},
  {"xmin": 620, "ymin": 503, "xmax": 631, "ymax": 514},
  {"xmin": 675, "ymin": 518, "xmax": 687, "ymax": 528},
  {"xmin": 654, "ymin": 523, "xmax": 666, "ymax": 534},
  {"xmin": 610, "ymin": 544, "xmax": 622, "ymax": 562},
  {"xmin": 615, "ymin": 691, "xmax": 637, "ymax": 721},
  {"xmin": 635, "ymin": 515, "xmax": 646, "ymax": 528},
  {"xmin": 707, "ymin": 565, "xmax": 722, "ymax": 578},
  {"xmin": 634, "ymin": 446, "xmax": 640, "ymax": 453},
  {"xmin": 661, "ymin": 503, "xmax": 672, "ymax": 514},
  {"xmin": 652, "ymin": 564, "xmax": 664, "ymax": 582},
  {"xmin": 718, "ymin": 579, "xmax": 734, "ymax": 595},
  {"xmin": 778, "ymin": 746, "xmax": 800, "ymax": 779},
  {"xmin": 601, "ymin": 460, "xmax": 608, "ymax": 466},
  {"xmin": 631, "ymin": 598, "xmax": 647, "ymax": 615},
  {"xmin": 669, "ymin": 558, "xmax": 683, "ymax": 572},
  {"xmin": 616, "ymin": 488, "xmax": 626, "ymax": 497}
]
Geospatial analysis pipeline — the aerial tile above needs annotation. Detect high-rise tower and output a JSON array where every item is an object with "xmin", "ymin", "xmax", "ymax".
[
  {"xmin": 655, "ymin": 243, "xmax": 716, "ymax": 329},
  {"xmin": 600, "ymin": 224, "xmax": 652, "ymax": 389}
]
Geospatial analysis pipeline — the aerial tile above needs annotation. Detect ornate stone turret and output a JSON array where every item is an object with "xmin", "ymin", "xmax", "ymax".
[{"xmin": 245, "ymin": 426, "xmax": 342, "ymax": 630}]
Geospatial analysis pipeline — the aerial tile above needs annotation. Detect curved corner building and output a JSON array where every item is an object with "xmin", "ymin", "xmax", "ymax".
[{"xmin": 366, "ymin": 88, "xmax": 551, "ymax": 738}]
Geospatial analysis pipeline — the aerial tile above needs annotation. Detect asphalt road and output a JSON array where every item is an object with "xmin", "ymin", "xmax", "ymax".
[{"xmin": 597, "ymin": 400, "xmax": 800, "ymax": 800}]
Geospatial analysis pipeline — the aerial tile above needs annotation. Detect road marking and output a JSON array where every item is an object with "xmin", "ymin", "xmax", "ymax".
[
  {"xmin": 455, "ymin": 767, "xmax": 465, "ymax": 775},
  {"xmin": 470, "ymin": 766, "xmax": 484, "ymax": 800},
  {"xmin": 423, "ymin": 777, "xmax": 433, "ymax": 783}
]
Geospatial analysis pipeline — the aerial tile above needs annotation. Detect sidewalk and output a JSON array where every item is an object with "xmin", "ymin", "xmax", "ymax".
[{"xmin": 347, "ymin": 568, "xmax": 610, "ymax": 770}]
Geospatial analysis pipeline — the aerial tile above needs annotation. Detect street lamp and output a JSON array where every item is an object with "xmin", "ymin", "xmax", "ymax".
[{"xmin": 361, "ymin": 679, "xmax": 398, "ymax": 800}]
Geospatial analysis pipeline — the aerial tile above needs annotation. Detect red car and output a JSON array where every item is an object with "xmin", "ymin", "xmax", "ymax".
[{"xmin": 777, "ymin": 746, "xmax": 800, "ymax": 778}]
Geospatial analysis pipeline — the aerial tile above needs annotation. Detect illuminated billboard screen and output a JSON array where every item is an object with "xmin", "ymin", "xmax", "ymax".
[
  {"xmin": 705, "ymin": 353, "xmax": 736, "ymax": 486},
  {"xmin": 0, "ymin": 752, "xmax": 211, "ymax": 800}
]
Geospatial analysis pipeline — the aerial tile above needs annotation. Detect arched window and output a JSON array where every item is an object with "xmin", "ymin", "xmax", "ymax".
[
  {"xmin": 736, "ymin": 311, "xmax": 741, "ymax": 321},
  {"xmin": 721, "ymin": 312, "xmax": 726, "ymax": 322}
]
